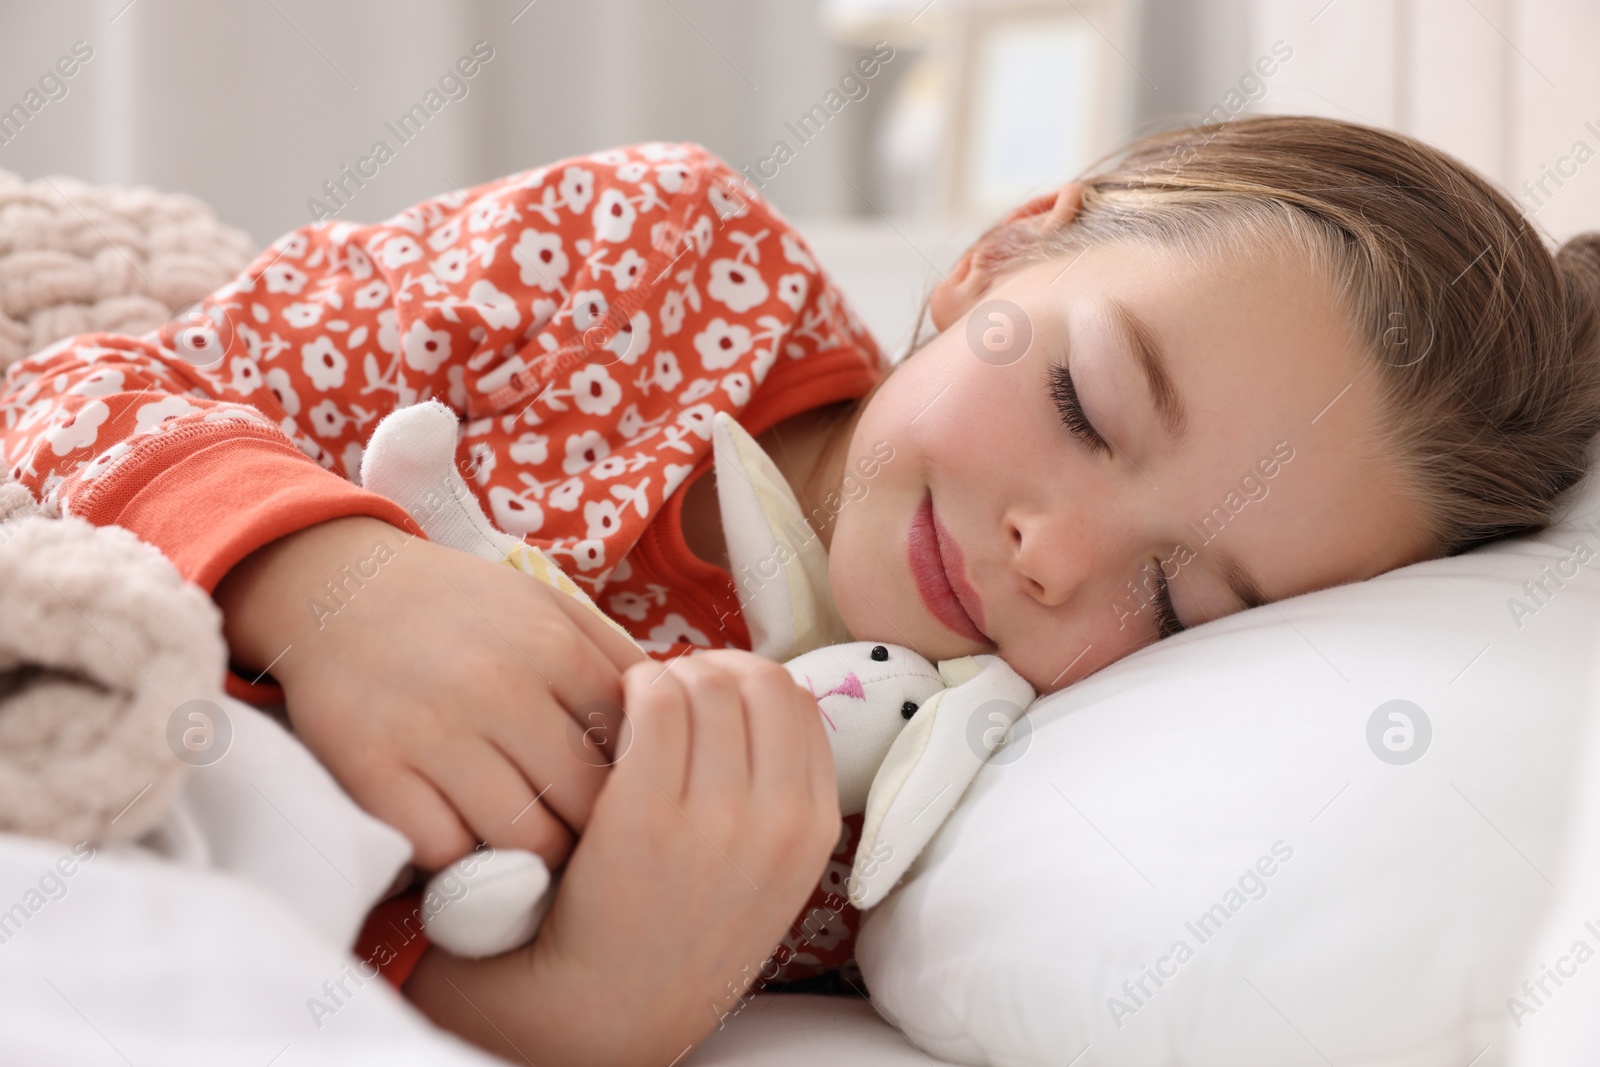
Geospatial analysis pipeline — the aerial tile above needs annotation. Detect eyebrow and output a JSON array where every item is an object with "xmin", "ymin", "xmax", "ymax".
[
  {"xmin": 1214, "ymin": 544, "xmax": 1269, "ymax": 611},
  {"xmin": 1106, "ymin": 298, "xmax": 1188, "ymax": 447}
]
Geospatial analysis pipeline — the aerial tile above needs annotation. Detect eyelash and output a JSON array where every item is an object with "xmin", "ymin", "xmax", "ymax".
[
  {"xmin": 1048, "ymin": 363, "xmax": 1114, "ymax": 459},
  {"xmin": 1049, "ymin": 363, "xmax": 1186, "ymax": 638},
  {"xmin": 1151, "ymin": 561, "xmax": 1186, "ymax": 638}
]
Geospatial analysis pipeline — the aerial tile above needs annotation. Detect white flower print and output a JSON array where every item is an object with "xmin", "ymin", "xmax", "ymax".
[
  {"xmin": 402, "ymin": 320, "xmax": 452, "ymax": 373},
  {"xmin": 651, "ymin": 350, "xmax": 683, "ymax": 393},
  {"xmin": 563, "ymin": 429, "xmax": 610, "ymax": 474},
  {"xmin": 708, "ymin": 181, "xmax": 749, "ymax": 220},
  {"xmin": 570, "ymin": 539, "xmax": 606, "ymax": 571},
  {"xmin": 678, "ymin": 402, "xmax": 716, "ymax": 439},
  {"xmin": 615, "ymin": 161, "xmax": 648, "ymax": 183},
  {"xmin": 489, "ymin": 487, "xmax": 545, "ymax": 536},
  {"xmin": 44, "ymin": 401, "xmax": 107, "ymax": 454},
  {"xmin": 282, "ymin": 302, "xmax": 324, "ymax": 329},
  {"xmin": 264, "ymin": 367, "xmax": 300, "ymax": 415},
  {"xmin": 468, "ymin": 280, "xmax": 521, "ymax": 330},
  {"xmin": 570, "ymin": 364, "xmax": 621, "ymax": 417},
  {"xmin": 548, "ymin": 477, "xmax": 584, "ymax": 511},
  {"xmin": 263, "ymin": 263, "xmax": 308, "ymax": 295},
  {"xmin": 353, "ymin": 280, "xmax": 390, "ymax": 309},
  {"xmin": 776, "ymin": 272, "xmax": 808, "ymax": 312},
  {"xmin": 559, "ymin": 166, "xmax": 594, "ymax": 213},
  {"xmin": 275, "ymin": 232, "xmax": 309, "ymax": 259},
  {"xmin": 427, "ymin": 215, "xmax": 463, "ymax": 252},
  {"xmin": 607, "ymin": 590, "xmax": 653, "ymax": 621},
  {"xmin": 514, "ymin": 229, "xmax": 569, "ymax": 291},
  {"xmin": 584, "ymin": 498, "xmax": 623, "ymax": 540},
  {"xmin": 780, "ymin": 231, "xmax": 817, "ymax": 272},
  {"xmin": 655, "ymin": 163, "xmax": 691, "ymax": 193},
  {"xmin": 379, "ymin": 236, "xmax": 424, "ymax": 270},
  {"xmin": 659, "ymin": 289, "xmax": 686, "ymax": 336},
  {"xmin": 707, "ymin": 258, "xmax": 769, "ymax": 313},
  {"xmin": 508, "ymin": 432, "xmax": 549, "ymax": 465},
  {"xmin": 678, "ymin": 378, "xmax": 716, "ymax": 404},
  {"xmin": 589, "ymin": 455, "xmax": 629, "ymax": 480},
  {"xmin": 431, "ymin": 248, "xmax": 470, "ymax": 284},
  {"xmin": 377, "ymin": 308, "xmax": 399, "ymax": 355},
  {"xmin": 610, "ymin": 248, "xmax": 647, "ymax": 291},
  {"xmin": 606, "ymin": 309, "xmax": 650, "ymax": 365},
  {"xmin": 592, "ymin": 189, "xmax": 637, "ymax": 243},
  {"xmin": 693, "ymin": 317, "xmax": 753, "ymax": 371},
  {"xmin": 134, "ymin": 396, "xmax": 196, "ymax": 435},
  {"xmin": 618, "ymin": 402, "xmax": 667, "ymax": 440},
  {"xmin": 68, "ymin": 368, "xmax": 124, "ymax": 397},
  {"xmin": 721, "ymin": 371, "xmax": 752, "ymax": 406},
  {"xmin": 302, "ymin": 337, "xmax": 348, "ymax": 390},
  {"xmin": 570, "ymin": 289, "xmax": 609, "ymax": 331},
  {"xmin": 648, "ymin": 613, "xmax": 711, "ymax": 648},
  {"xmin": 640, "ymin": 142, "xmax": 689, "ymax": 161},
  {"xmin": 308, "ymin": 398, "xmax": 346, "ymax": 439},
  {"xmin": 344, "ymin": 244, "xmax": 373, "ymax": 280},
  {"xmin": 752, "ymin": 343, "xmax": 777, "ymax": 385},
  {"xmin": 466, "ymin": 441, "xmax": 497, "ymax": 485},
  {"xmin": 79, "ymin": 440, "xmax": 133, "ymax": 482},
  {"xmin": 227, "ymin": 356, "xmax": 264, "ymax": 395},
  {"xmin": 662, "ymin": 463, "xmax": 693, "ymax": 499}
]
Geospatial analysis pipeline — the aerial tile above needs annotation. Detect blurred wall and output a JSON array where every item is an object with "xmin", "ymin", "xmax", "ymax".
[
  {"xmin": 0, "ymin": 0, "xmax": 877, "ymax": 244},
  {"xmin": 0, "ymin": 0, "xmax": 1593, "ymax": 249}
]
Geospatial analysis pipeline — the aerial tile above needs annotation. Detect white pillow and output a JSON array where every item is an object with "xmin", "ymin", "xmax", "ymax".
[{"xmin": 858, "ymin": 447, "xmax": 1600, "ymax": 1066}]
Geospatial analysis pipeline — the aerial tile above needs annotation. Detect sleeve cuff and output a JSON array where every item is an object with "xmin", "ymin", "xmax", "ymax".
[{"xmin": 68, "ymin": 421, "xmax": 426, "ymax": 705}]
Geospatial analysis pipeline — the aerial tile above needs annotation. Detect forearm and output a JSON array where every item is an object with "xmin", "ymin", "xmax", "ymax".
[{"xmin": 404, "ymin": 937, "xmax": 755, "ymax": 1067}]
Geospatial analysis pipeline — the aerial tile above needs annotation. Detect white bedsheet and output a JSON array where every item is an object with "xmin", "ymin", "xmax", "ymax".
[{"xmin": 0, "ymin": 697, "xmax": 924, "ymax": 1065}]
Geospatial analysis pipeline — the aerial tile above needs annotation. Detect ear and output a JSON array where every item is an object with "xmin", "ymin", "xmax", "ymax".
[{"xmin": 927, "ymin": 181, "xmax": 1085, "ymax": 333}]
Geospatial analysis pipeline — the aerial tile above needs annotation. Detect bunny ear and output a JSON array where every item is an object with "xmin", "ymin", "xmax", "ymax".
[
  {"xmin": 847, "ymin": 654, "xmax": 1035, "ymax": 910},
  {"xmin": 361, "ymin": 400, "xmax": 521, "ymax": 563},
  {"xmin": 712, "ymin": 412, "xmax": 849, "ymax": 661}
]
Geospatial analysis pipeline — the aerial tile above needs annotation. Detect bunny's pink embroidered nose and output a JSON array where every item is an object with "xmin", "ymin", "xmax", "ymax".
[{"xmin": 804, "ymin": 670, "xmax": 866, "ymax": 732}]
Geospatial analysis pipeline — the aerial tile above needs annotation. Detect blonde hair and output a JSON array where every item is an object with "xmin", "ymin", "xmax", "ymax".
[{"xmin": 916, "ymin": 114, "xmax": 1600, "ymax": 559}]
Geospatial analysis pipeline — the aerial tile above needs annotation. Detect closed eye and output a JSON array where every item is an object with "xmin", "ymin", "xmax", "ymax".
[
  {"xmin": 1150, "ymin": 560, "xmax": 1185, "ymax": 638},
  {"xmin": 1048, "ymin": 362, "xmax": 1114, "ymax": 459}
]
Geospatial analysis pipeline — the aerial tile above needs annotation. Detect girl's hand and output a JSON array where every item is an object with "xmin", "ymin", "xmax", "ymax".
[
  {"xmin": 213, "ymin": 515, "xmax": 645, "ymax": 871},
  {"xmin": 404, "ymin": 649, "xmax": 842, "ymax": 1067}
]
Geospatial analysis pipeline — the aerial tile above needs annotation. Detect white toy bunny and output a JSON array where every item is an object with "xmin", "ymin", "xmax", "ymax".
[{"xmin": 360, "ymin": 401, "xmax": 1034, "ymax": 958}]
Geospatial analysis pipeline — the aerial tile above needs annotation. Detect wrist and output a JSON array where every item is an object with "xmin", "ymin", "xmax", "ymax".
[{"xmin": 212, "ymin": 515, "xmax": 410, "ymax": 677}]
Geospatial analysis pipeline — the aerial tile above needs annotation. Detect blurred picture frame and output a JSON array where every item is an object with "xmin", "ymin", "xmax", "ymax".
[{"xmin": 944, "ymin": 0, "xmax": 1135, "ymax": 219}]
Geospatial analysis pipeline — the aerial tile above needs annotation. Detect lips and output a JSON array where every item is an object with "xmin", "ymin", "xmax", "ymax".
[{"xmin": 907, "ymin": 492, "xmax": 989, "ymax": 644}]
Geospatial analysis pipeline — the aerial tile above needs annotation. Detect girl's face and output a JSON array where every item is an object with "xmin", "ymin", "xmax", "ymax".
[{"xmin": 827, "ymin": 234, "xmax": 1432, "ymax": 694}]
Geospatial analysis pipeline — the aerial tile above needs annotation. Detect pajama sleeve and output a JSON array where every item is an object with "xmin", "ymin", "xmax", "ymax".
[{"xmin": 0, "ymin": 144, "xmax": 749, "ymax": 703}]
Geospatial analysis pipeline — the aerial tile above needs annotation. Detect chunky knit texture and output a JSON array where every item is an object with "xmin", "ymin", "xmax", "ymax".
[
  {"xmin": 0, "ymin": 168, "xmax": 249, "ymax": 843},
  {"xmin": 0, "ymin": 168, "xmax": 254, "ymax": 374}
]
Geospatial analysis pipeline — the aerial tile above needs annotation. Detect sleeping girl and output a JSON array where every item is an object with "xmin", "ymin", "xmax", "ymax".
[{"xmin": 3, "ymin": 114, "xmax": 1599, "ymax": 1066}]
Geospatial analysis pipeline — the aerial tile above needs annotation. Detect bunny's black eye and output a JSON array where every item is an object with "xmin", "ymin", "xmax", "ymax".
[
  {"xmin": 871, "ymin": 645, "xmax": 889, "ymax": 661},
  {"xmin": 901, "ymin": 701, "xmax": 918, "ymax": 720}
]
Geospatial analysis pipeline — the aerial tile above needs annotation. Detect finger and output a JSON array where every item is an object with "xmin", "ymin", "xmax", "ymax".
[
  {"xmin": 674, "ymin": 656, "xmax": 751, "ymax": 804},
  {"xmin": 487, "ymin": 700, "xmax": 611, "ymax": 837},
  {"xmin": 424, "ymin": 734, "xmax": 576, "ymax": 870},
  {"xmin": 618, "ymin": 658, "xmax": 691, "ymax": 802},
  {"xmin": 510, "ymin": 586, "xmax": 636, "ymax": 763},
  {"xmin": 358, "ymin": 766, "xmax": 478, "ymax": 871},
  {"xmin": 537, "ymin": 573, "xmax": 648, "ymax": 672},
  {"xmin": 729, "ymin": 655, "xmax": 821, "ymax": 812}
]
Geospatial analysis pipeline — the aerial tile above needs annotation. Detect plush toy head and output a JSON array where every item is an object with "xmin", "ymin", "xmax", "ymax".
[{"xmin": 359, "ymin": 401, "xmax": 1034, "ymax": 957}]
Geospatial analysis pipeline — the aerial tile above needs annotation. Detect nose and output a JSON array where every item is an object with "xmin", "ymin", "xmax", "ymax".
[{"xmin": 1006, "ymin": 504, "xmax": 1085, "ymax": 608}]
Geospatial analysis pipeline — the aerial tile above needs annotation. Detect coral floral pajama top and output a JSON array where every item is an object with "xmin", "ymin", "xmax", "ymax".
[{"xmin": 0, "ymin": 141, "xmax": 887, "ymax": 986}]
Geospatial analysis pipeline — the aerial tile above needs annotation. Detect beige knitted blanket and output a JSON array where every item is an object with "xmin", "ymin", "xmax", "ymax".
[{"xmin": 0, "ymin": 167, "xmax": 257, "ymax": 844}]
